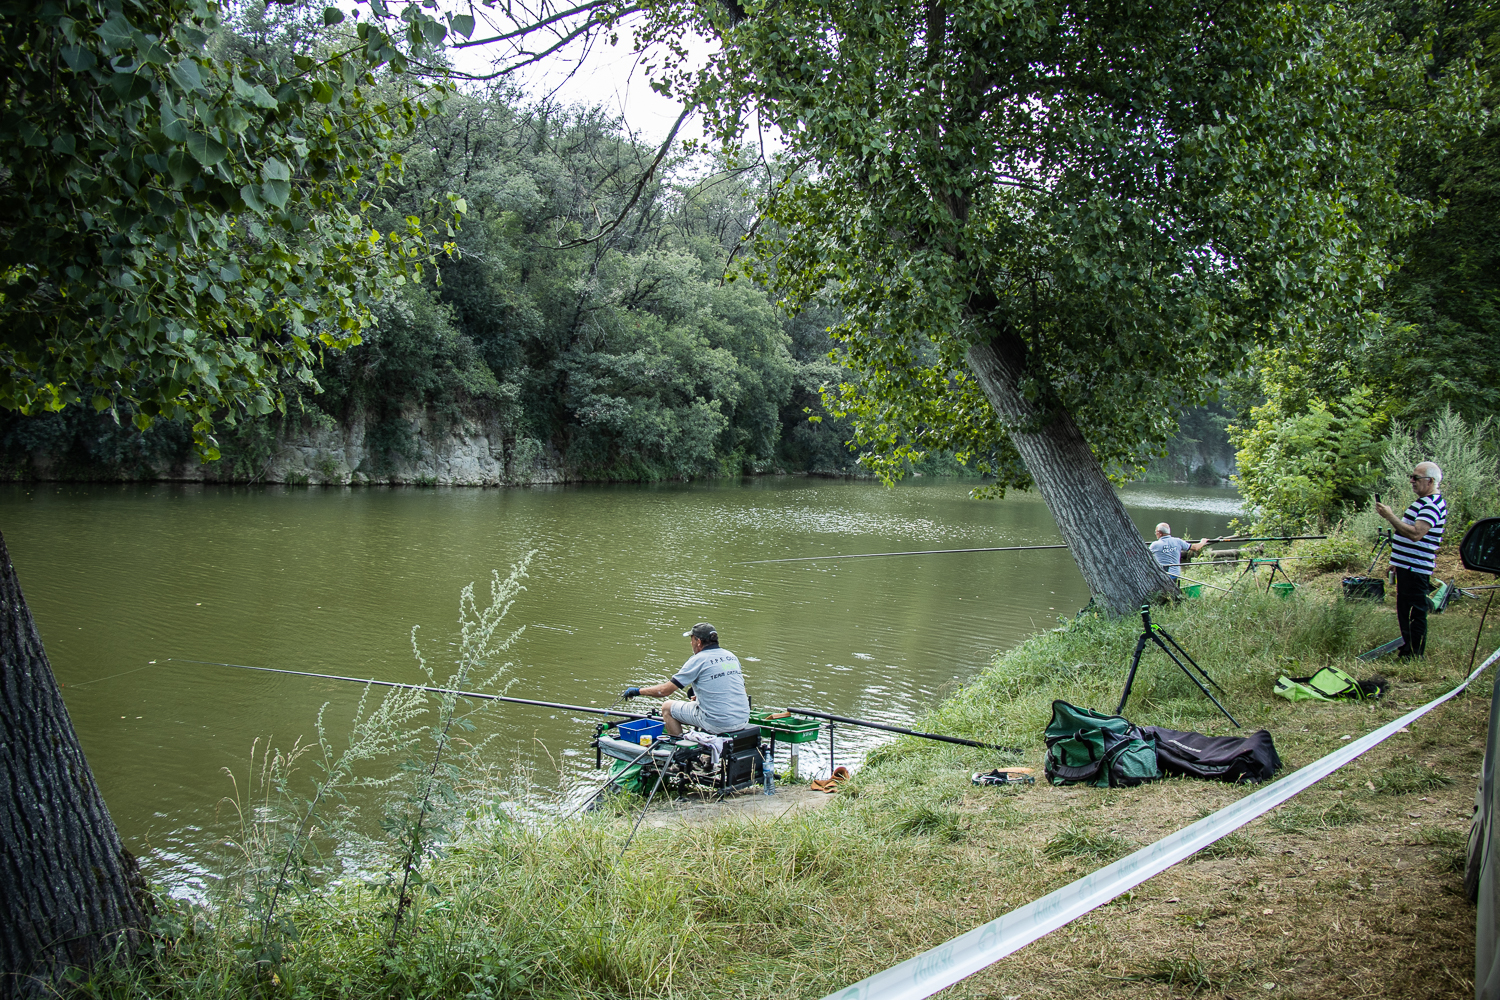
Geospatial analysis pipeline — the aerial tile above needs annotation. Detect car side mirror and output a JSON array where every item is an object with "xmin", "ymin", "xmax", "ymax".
[{"xmin": 1461, "ymin": 517, "xmax": 1500, "ymax": 575}]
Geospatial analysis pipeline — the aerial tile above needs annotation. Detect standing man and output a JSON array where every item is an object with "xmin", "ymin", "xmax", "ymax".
[
  {"xmin": 1376, "ymin": 462, "xmax": 1447, "ymax": 659},
  {"xmin": 1150, "ymin": 523, "xmax": 1213, "ymax": 579},
  {"xmin": 622, "ymin": 622, "xmax": 751, "ymax": 736}
]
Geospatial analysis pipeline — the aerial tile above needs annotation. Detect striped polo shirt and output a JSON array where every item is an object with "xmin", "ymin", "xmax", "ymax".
[{"xmin": 1390, "ymin": 493, "xmax": 1447, "ymax": 575}]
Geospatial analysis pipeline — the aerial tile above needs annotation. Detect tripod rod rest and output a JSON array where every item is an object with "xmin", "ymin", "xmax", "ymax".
[{"xmin": 1139, "ymin": 604, "xmax": 1152, "ymax": 630}]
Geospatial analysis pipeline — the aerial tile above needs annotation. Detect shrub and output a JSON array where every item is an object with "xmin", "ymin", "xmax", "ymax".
[
  {"xmin": 1292, "ymin": 532, "xmax": 1369, "ymax": 574},
  {"xmin": 1230, "ymin": 385, "xmax": 1385, "ymax": 534},
  {"xmin": 1351, "ymin": 407, "xmax": 1500, "ymax": 539}
]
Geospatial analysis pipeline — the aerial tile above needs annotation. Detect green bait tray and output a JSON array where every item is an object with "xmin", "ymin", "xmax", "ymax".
[{"xmin": 750, "ymin": 709, "xmax": 822, "ymax": 744}]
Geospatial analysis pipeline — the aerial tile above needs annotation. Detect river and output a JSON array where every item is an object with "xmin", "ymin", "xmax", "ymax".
[{"xmin": 1, "ymin": 477, "xmax": 1238, "ymax": 894}]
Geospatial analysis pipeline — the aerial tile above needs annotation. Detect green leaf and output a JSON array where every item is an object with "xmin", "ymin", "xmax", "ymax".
[
  {"xmin": 95, "ymin": 15, "xmax": 133, "ymax": 53},
  {"xmin": 239, "ymin": 183, "xmax": 266, "ymax": 213},
  {"xmin": 311, "ymin": 80, "xmax": 336, "ymax": 104},
  {"xmin": 247, "ymin": 83, "xmax": 278, "ymax": 109},
  {"xmin": 450, "ymin": 14, "xmax": 475, "ymax": 39},
  {"xmin": 185, "ymin": 132, "xmax": 227, "ymax": 167},
  {"xmin": 262, "ymin": 179, "xmax": 291, "ymax": 208},
  {"xmin": 51, "ymin": 133, "xmax": 76, "ymax": 155},
  {"xmin": 419, "ymin": 18, "xmax": 447, "ymax": 46},
  {"xmin": 169, "ymin": 59, "xmax": 203, "ymax": 93},
  {"xmin": 109, "ymin": 70, "xmax": 154, "ymax": 102},
  {"xmin": 161, "ymin": 113, "xmax": 189, "ymax": 143},
  {"xmin": 262, "ymin": 158, "xmax": 291, "ymax": 182},
  {"xmin": 324, "ymin": 6, "xmax": 345, "ymax": 25},
  {"xmin": 60, "ymin": 46, "xmax": 96, "ymax": 72}
]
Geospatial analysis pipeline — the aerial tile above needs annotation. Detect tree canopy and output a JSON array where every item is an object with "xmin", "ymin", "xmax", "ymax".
[
  {"xmin": 682, "ymin": 0, "xmax": 1476, "ymax": 484},
  {"xmin": 634, "ymin": 0, "xmax": 1486, "ymax": 609},
  {"xmin": 0, "ymin": 0, "xmax": 472, "ymax": 458}
]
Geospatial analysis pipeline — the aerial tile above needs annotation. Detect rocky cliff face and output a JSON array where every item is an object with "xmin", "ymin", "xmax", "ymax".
[
  {"xmin": 19, "ymin": 408, "xmax": 572, "ymax": 486},
  {"xmin": 260, "ymin": 410, "xmax": 566, "ymax": 487}
]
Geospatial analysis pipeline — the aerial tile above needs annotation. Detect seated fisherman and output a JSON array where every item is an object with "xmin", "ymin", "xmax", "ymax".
[
  {"xmin": 622, "ymin": 622, "xmax": 751, "ymax": 736},
  {"xmin": 1150, "ymin": 522, "xmax": 1212, "ymax": 579}
]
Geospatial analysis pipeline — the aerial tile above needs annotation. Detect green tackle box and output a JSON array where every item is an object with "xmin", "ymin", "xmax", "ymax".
[{"xmin": 750, "ymin": 709, "xmax": 822, "ymax": 744}]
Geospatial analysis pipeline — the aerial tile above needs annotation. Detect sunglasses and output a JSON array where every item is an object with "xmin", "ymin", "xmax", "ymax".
[{"xmin": 1409, "ymin": 475, "xmax": 1432, "ymax": 482}]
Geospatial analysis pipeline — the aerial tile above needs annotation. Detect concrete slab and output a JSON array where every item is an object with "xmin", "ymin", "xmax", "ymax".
[{"xmin": 640, "ymin": 784, "xmax": 838, "ymax": 828}]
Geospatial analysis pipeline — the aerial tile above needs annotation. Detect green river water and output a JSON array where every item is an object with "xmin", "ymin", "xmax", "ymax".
[{"xmin": 1, "ymin": 477, "xmax": 1237, "ymax": 894}]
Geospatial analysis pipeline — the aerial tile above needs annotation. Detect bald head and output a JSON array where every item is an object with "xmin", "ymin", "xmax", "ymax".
[
  {"xmin": 1415, "ymin": 461, "xmax": 1442, "ymax": 486},
  {"xmin": 1155, "ymin": 522, "xmax": 1172, "ymax": 538}
]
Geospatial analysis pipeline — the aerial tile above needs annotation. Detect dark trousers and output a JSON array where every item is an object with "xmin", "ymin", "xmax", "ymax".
[{"xmin": 1394, "ymin": 567, "xmax": 1431, "ymax": 657}]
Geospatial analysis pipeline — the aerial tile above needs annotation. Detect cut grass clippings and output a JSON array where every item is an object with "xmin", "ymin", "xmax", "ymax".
[{"xmin": 80, "ymin": 581, "xmax": 1498, "ymax": 1000}]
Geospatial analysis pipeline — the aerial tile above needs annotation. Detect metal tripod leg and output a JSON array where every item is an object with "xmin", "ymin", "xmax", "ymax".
[
  {"xmin": 1155, "ymin": 626, "xmax": 1227, "ymax": 694},
  {"xmin": 1150, "ymin": 632, "xmax": 1239, "ymax": 726},
  {"xmin": 1228, "ymin": 559, "xmax": 1258, "ymax": 592},
  {"xmin": 1115, "ymin": 631, "xmax": 1151, "ymax": 715}
]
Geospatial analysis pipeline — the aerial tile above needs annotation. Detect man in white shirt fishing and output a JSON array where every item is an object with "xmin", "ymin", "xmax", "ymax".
[
  {"xmin": 622, "ymin": 622, "xmax": 751, "ymax": 736},
  {"xmin": 1149, "ymin": 522, "xmax": 1213, "ymax": 579}
]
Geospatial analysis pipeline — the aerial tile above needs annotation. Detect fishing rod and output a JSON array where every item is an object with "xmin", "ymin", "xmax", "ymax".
[
  {"xmin": 738, "ymin": 544, "xmax": 1068, "ymax": 566},
  {"xmin": 1176, "ymin": 577, "xmax": 1233, "ymax": 593},
  {"xmin": 739, "ymin": 536, "xmax": 1327, "ymax": 566},
  {"xmin": 167, "ymin": 658, "xmax": 651, "ymax": 722},
  {"xmin": 787, "ymin": 706, "xmax": 1022, "ymax": 754}
]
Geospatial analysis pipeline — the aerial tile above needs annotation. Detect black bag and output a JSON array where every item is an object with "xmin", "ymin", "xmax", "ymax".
[{"xmin": 1142, "ymin": 726, "xmax": 1281, "ymax": 784}]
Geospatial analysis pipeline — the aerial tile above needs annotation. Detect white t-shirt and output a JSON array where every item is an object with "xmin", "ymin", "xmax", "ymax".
[
  {"xmin": 1149, "ymin": 535, "xmax": 1193, "ymax": 577},
  {"xmin": 671, "ymin": 646, "xmax": 750, "ymax": 733}
]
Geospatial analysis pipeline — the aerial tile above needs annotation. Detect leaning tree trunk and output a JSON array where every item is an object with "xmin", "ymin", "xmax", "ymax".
[
  {"xmin": 966, "ymin": 334, "xmax": 1176, "ymax": 615},
  {"xmin": 0, "ymin": 532, "xmax": 149, "ymax": 998}
]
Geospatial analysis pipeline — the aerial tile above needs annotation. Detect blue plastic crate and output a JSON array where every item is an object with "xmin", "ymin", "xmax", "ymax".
[{"xmin": 617, "ymin": 718, "xmax": 663, "ymax": 745}]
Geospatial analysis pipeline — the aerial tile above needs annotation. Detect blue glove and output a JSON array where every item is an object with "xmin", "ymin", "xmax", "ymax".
[{"xmin": 622, "ymin": 687, "xmax": 641, "ymax": 699}]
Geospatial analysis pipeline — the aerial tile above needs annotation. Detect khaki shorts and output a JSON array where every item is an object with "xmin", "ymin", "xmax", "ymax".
[{"xmin": 667, "ymin": 699, "xmax": 731, "ymax": 734}]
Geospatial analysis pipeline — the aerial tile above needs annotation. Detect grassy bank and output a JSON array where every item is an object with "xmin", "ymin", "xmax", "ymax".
[{"xmin": 93, "ymin": 580, "xmax": 1498, "ymax": 1000}]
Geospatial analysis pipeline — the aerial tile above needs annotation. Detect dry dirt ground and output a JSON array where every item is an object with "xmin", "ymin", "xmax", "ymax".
[{"xmin": 942, "ymin": 709, "xmax": 1482, "ymax": 1000}]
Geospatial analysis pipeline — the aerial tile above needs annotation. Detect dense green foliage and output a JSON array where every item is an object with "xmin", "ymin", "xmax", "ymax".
[
  {"xmin": 1231, "ymin": 0, "xmax": 1500, "ymax": 531},
  {"xmin": 1347, "ymin": 407, "xmax": 1500, "ymax": 537},
  {"xmin": 0, "ymin": 9, "xmax": 861, "ymax": 482},
  {"xmin": 384, "ymin": 99, "xmax": 810, "ymax": 478},
  {"xmin": 0, "ymin": 0, "xmax": 472, "ymax": 457},
  {"xmin": 1357, "ymin": 0, "xmax": 1500, "ymax": 423},
  {"xmin": 1229, "ymin": 369, "xmax": 1387, "ymax": 532},
  {"xmin": 652, "ymin": 0, "xmax": 1478, "ymax": 491}
]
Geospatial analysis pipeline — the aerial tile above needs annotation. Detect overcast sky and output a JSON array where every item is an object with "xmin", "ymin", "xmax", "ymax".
[{"xmin": 439, "ymin": 8, "xmax": 715, "ymax": 146}]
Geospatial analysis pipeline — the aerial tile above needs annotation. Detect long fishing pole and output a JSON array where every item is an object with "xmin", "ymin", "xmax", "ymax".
[
  {"xmin": 167, "ymin": 658, "xmax": 651, "ymax": 721},
  {"xmin": 787, "ymin": 707, "xmax": 1022, "ymax": 754},
  {"xmin": 738, "ymin": 536, "xmax": 1327, "ymax": 566},
  {"xmin": 738, "ymin": 544, "xmax": 1068, "ymax": 566}
]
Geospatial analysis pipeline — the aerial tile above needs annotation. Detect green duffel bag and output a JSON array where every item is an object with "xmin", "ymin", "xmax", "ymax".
[{"xmin": 1043, "ymin": 700, "xmax": 1162, "ymax": 788}]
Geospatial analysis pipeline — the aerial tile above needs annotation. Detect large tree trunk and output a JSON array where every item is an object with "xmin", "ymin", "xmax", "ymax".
[
  {"xmin": 0, "ymin": 532, "xmax": 149, "ymax": 997},
  {"xmin": 965, "ymin": 334, "xmax": 1176, "ymax": 614}
]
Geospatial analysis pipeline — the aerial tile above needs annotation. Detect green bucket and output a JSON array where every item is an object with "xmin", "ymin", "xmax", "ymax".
[
  {"xmin": 1182, "ymin": 583, "xmax": 1203, "ymax": 598},
  {"xmin": 1271, "ymin": 582, "xmax": 1296, "ymax": 599}
]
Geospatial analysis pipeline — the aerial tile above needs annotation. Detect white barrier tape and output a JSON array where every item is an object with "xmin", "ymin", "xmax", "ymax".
[{"xmin": 826, "ymin": 644, "xmax": 1500, "ymax": 1000}]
